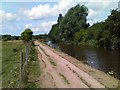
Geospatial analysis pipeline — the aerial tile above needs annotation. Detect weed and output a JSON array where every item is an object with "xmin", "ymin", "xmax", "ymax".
[
  {"xmin": 59, "ymin": 73, "xmax": 70, "ymax": 84},
  {"xmin": 50, "ymin": 60, "xmax": 57, "ymax": 66},
  {"xmin": 79, "ymin": 76, "xmax": 92, "ymax": 88}
]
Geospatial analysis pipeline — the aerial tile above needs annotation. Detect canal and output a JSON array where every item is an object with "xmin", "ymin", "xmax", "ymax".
[{"xmin": 47, "ymin": 41, "xmax": 119, "ymax": 79}]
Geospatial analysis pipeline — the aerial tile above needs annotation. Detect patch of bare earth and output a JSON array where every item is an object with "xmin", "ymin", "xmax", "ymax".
[{"xmin": 35, "ymin": 41, "xmax": 118, "ymax": 89}]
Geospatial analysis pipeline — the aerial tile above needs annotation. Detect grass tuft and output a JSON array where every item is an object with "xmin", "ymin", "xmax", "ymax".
[
  {"xmin": 50, "ymin": 60, "xmax": 57, "ymax": 66},
  {"xmin": 59, "ymin": 73, "xmax": 70, "ymax": 84}
]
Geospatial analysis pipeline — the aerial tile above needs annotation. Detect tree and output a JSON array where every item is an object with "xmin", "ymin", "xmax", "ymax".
[
  {"xmin": 2, "ymin": 34, "xmax": 12, "ymax": 41},
  {"xmin": 104, "ymin": 10, "xmax": 120, "ymax": 37},
  {"xmin": 21, "ymin": 29, "xmax": 33, "ymax": 42},
  {"xmin": 74, "ymin": 29, "xmax": 85, "ymax": 44},
  {"xmin": 49, "ymin": 24, "xmax": 59, "ymax": 43},
  {"xmin": 49, "ymin": 4, "xmax": 89, "ymax": 43},
  {"xmin": 49, "ymin": 5, "xmax": 120, "ymax": 49},
  {"xmin": 59, "ymin": 4, "xmax": 89, "ymax": 42},
  {"xmin": 103, "ymin": 10, "xmax": 120, "ymax": 49},
  {"xmin": 57, "ymin": 13, "xmax": 63, "ymax": 25}
]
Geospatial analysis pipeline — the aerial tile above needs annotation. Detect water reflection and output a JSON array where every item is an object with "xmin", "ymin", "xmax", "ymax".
[{"xmin": 84, "ymin": 50, "xmax": 102, "ymax": 69}]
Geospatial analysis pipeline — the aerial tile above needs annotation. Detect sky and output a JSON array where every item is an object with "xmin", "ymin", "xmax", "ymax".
[{"xmin": 0, "ymin": 0, "xmax": 119, "ymax": 35}]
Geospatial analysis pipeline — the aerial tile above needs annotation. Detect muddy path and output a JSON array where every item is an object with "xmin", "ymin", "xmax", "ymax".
[{"xmin": 34, "ymin": 41, "xmax": 108, "ymax": 89}]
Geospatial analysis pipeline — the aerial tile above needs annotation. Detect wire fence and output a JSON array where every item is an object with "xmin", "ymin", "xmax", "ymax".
[{"xmin": 2, "ymin": 42, "xmax": 31, "ymax": 88}]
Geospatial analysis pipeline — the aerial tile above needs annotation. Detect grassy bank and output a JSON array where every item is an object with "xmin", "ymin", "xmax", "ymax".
[
  {"xmin": 2, "ymin": 40, "xmax": 25, "ymax": 88},
  {"xmin": 2, "ymin": 40, "xmax": 40, "ymax": 88},
  {"xmin": 25, "ymin": 43, "xmax": 40, "ymax": 88}
]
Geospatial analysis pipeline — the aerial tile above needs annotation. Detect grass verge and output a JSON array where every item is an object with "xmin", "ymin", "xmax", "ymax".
[
  {"xmin": 25, "ymin": 43, "xmax": 40, "ymax": 88},
  {"xmin": 2, "ymin": 40, "xmax": 25, "ymax": 88}
]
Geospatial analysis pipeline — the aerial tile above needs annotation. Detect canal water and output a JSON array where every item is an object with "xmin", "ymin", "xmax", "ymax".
[{"xmin": 47, "ymin": 41, "xmax": 119, "ymax": 79}]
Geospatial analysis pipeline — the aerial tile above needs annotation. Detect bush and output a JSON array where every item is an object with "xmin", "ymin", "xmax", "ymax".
[
  {"xmin": 13, "ymin": 48, "xmax": 17, "ymax": 52},
  {"xmin": 31, "ymin": 41, "xmax": 35, "ymax": 46},
  {"xmin": 3, "ymin": 38, "xmax": 8, "ymax": 41}
]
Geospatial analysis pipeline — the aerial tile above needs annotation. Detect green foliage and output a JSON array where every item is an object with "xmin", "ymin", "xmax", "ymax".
[
  {"xmin": 21, "ymin": 29, "xmax": 33, "ymax": 42},
  {"xmin": 59, "ymin": 4, "xmax": 89, "ymax": 42},
  {"xmin": 49, "ymin": 4, "xmax": 89, "ymax": 43},
  {"xmin": 74, "ymin": 10, "xmax": 120, "ymax": 49},
  {"xmin": 104, "ymin": 10, "xmax": 120, "ymax": 37},
  {"xmin": 2, "ymin": 35, "xmax": 11, "ymax": 41},
  {"xmin": 26, "ymin": 45, "xmax": 40, "ymax": 88},
  {"xmin": 3, "ymin": 38, "xmax": 8, "ymax": 41},
  {"xmin": 33, "ymin": 34, "xmax": 48, "ymax": 40},
  {"xmin": 49, "ymin": 24, "xmax": 59, "ymax": 42},
  {"xmin": 57, "ymin": 13, "xmax": 63, "ymax": 24},
  {"xmin": 50, "ymin": 60, "xmax": 57, "ymax": 66},
  {"xmin": 59, "ymin": 73, "xmax": 70, "ymax": 84},
  {"xmin": 111, "ymin": 36, "xmax": 120, "ymax": 49},
  {"xmin": 12, "ymin": 48, "xmax": 18, "ymax": 52},
  {"xmin": 103, "ymin": 10, "xmax": 120, "ymax": 49},
  {"xmin": 28, "ymin": 45, "xmax": 40, "ymax": 75},
  {"xmin": 2, "ymin": 35, "xmax": 20, "ymax": 41},
  {"xmin": 49, "ymin": 4, "xmax": 120, "ymax": 49},
  {"xmin": 74, "ymin": 29, "xmax": 85, "ymax": 44},
  {"xmin": 2, "ymin": 41, "xmax": 25, "ymax": 88}
]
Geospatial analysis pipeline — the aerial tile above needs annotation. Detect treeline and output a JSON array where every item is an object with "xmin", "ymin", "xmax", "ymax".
[
  {"xmin": 33, "ymin": 34, "xmax": 48, "ymax": 40},
  {"xmin": 49, "ymin": 4, "xmax": 120, "ymax": 49},
  {"xmin": 1, "ymin": 35, "xmax": 19, "ymax": 41},
  {"xmin": 1, "ymin": 34, "xmax": 48, "ymax": 41}
]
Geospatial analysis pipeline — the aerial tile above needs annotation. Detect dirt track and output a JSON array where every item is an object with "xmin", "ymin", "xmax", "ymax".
[{"xmin": 34, "ymin": 41, "xmax": 109, "ymax": 88}]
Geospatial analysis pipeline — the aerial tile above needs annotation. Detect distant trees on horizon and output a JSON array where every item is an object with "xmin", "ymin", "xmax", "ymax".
[
  {"xmin": 1, "ymin": 33, "xmax": 48, "ymax": 41},
  {"xmin": 1, "ymin": 34, "xmax": 19, "ymax": 41}
]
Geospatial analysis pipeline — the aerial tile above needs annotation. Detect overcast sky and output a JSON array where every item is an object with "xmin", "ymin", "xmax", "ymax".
[{"xmin": 0, "ymin": 0, "xmax": 119, "ymax": 35}]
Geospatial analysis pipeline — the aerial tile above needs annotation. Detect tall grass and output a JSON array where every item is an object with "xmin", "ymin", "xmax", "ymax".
[
  {"xmin": 25, "ymin": 44, "xmax": 40, "ymax": 88},
  {"xmin": 2, "ymin": 40, "xmax": 40, "ymax": 88},
  {"xmin": 2, "ymin": 40, "xmax": 25, "ymax": 88}
]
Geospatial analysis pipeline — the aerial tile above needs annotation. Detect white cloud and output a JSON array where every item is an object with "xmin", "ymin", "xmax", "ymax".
[
  {"xmin": 0, "ymin": 10, "xmax": 17, "ymax": 22},
  {"xmin": 20, "ymin": 0, "xmax": 118, "ymax": 26},
  {"xmin": 20, "ymin": 0, "xmax": 74, "ymax": 20},
  {"xmin": 25, "ymin": 21, "xmax": 57, "ymax": 34},
  {"xmin": 25, "ymin": 23, "xmax": 32, "ymax": 29},
  {"xmin": 88, "ymin": 9, "xmax": 101, "ymax": 18},
  {"xmin": 2, "ymin": 0, "xmax": 119, "ymax": 36},
  {"xmin": 87, "ymin": 18, "xmax": 100, "ymax": 26},
  {"xmin": 85, "ymin": 1, "xmax": 117, "ymax": 25}
]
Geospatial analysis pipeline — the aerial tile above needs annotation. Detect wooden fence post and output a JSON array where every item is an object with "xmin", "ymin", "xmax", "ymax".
[{"xmin": 26, "ymin": 43, "xmax": 29, "ymax": 64}]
